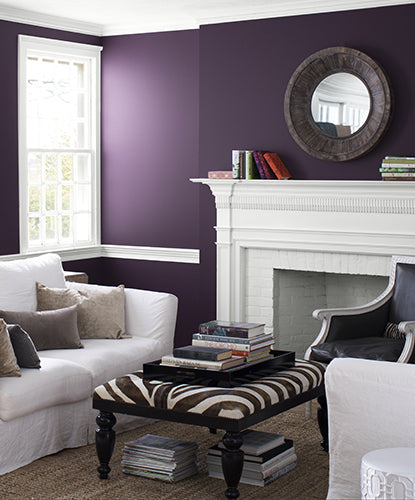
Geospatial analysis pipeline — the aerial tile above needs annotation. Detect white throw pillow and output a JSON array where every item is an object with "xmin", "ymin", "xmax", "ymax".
[{"xmin": 0, "ymin": 253, "xmax": 66, "ymax": 311}]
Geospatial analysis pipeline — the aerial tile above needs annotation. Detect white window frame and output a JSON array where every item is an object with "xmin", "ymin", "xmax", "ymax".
[{"xmin": 18, "ymin": 35, "xmax": 102, "ymax": 255}]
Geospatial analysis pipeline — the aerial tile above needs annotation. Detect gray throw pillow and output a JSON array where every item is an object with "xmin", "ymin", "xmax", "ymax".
[
  {"xmin": 0, "ymin": 319, "xmax": 21, "ymax": 377},
  {"xmin": 0, "ymin": 306, "xmax": 83, "ymax": 351},
  {"xmin": 37, "ymin": 282, "xmax": 128, "ymax": 339},
  {"xmin": 7, "ymin": 324, "xmax": 41, "ymax": 368}
]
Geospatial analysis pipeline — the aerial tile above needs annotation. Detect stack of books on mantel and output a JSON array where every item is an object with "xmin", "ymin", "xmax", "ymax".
[
  {"xmin": 160, "ymin": 320, "xmax": 274, "ymax": 371},
  {"xmin": 380, "ymin": 156, "xmax": 415, "ymax": 181},
  {"xmin": 121, "ymin": 434, "xmax": 198, "ymax": 482},
  {"xmin": 206, "ymin": 430, "xmax": 296, "ymax": 486}
]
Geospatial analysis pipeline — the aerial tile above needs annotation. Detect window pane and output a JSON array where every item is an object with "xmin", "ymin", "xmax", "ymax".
[
  {"xmin": 74, "ymin": 213, "xmax": 90, "ymax": 241},
  {"xmin": 44, "ymin": 154, "xmax": 58, "ymax": 181},
  {"xmin": 45, "ymin": 185, "xmax": 57, "ymax": 211},
  {"xmin": 75, "ymin": 155, "xmax": 90, "ymax": 182},
  {"xmin": 61, "ymin": 215, "xmax": 72, "ymax": 239},
  {"xmin": 45, "ymin": 215, "xmax": 56, "ymax": 240},
  {"xmin": 61, "ymin": 185, "xmax": 72, "ymax": 211},
  {"xmin": 28, "ymin": 217, "xmax": 40, "ymax": 242},
  {"xmin": 61, "ymin": 154, "xmax": 73, "ymax": 181},
  {"xmin": 28, "ymin": 153, "xmax": 41, "ymax": 183},
  {"xmin": 29, "ymin": 186, "xmax": 41, "ymax": 212}
]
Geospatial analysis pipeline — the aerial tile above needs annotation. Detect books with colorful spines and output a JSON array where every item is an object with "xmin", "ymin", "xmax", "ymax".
[
  {"xmin": 160, "ymin": 354, "xmax": 245, "ymax": 370},
  {"xmin": 381, "ymin": 172, "xmax": 415, "ymax": 177},
  {"xmin": 208, "ymin": 171, "xmax": 233, "ymax": 179},
  {"xmin": 232, "ymin": 150, "xmax": 241, "ymax": 179},
  {"xmin": 382, "ymin": 156, "xmax": 415, "ymax": 163},
  {"xmin": 192, "ymin": 332, "xmax": 273, "ymax": 348},
  {"xmin": 208, "ymin": 438, "xmax": 294, "ymax": 464},
  {"xmin": 244, "ymin": 151, "xmax": 260, "ymax": 179},
  {"xmin": 218, "ymin": 429, "xmax": 285, "ymax": 455},
  {"xmin": 172, "ymin": 345, "xmax": 232, "ymax": 361},
  {"xmin": 206, "ymin": 339, "xmax": 274, "ymax": 356},
  {"xmin": 379, "ymin": 166, "xmax": 415, "ymax": 173},
  {"xmin": 263, "ymin": 152, "xmax": 292, "ymax": 179},
  {"xmin": 198, "ymin": 320, "xmax": 265, "ymax": 338},
  {"xmin": 252, "ymin": 151, "xmax": 277, "ymax": 179},
  {"xmin": 382, "ymin": 177, "xmax": 415, "ymax": 181},
  {"xmin": 207, "ymin": 459, "xmax": 296, "ymax": 486},
  {"xmin": 243, "ymin": 349, "xmax": 273, "ymax": 363}
]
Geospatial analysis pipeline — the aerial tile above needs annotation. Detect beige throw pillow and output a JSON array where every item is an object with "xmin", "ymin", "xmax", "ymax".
[
  {"xmin": 37, "ymin": 282, "xmax": 128, "ymax": 339},
  {"xmin": 0, "ymin": 319, "xmax": 21, "ymax": 377}
]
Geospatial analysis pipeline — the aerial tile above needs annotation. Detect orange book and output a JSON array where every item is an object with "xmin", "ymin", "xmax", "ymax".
[{"xmin": 263, "ymin": 152, "xmax": 292, "ymax": 179}]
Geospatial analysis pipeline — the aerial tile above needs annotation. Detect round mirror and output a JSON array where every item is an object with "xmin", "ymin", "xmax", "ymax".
[
  {"xmin": 284, "ymin": 47, "xmax": 393, "ymax": 162},
  {"xmin": 311, "ymin": 73, "xmax": 370, "ymax": 137}
]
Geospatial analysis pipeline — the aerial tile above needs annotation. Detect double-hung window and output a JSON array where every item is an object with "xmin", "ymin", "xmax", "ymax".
[{"xmin": 18, "ymin": 35, "xmax": 102, "ymax": 254}]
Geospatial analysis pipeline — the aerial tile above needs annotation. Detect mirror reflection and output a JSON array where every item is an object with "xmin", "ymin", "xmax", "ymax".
[{"xmin": 311, "ymin": 73, "xmax": 370, "ymax": 137}]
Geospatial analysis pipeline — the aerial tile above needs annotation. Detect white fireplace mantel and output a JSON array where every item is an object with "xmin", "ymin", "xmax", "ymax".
[{"xmin": 191, "ymin": 179, "xmax": 415, "ymax": 324}]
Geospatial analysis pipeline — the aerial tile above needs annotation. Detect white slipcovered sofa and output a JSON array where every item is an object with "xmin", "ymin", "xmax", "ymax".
[
  {"xmin": 325, "ymin": 357, "xmax": 415, "ymax": 499},
  {"xmin": 0, "ymin": 253, "xmax": 178, "ymax": 475}
]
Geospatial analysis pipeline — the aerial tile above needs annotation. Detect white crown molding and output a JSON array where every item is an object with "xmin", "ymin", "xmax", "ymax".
[
  {"xmin": 0, "ymin": 5, "xmax": 103, "ymax": 36},
  {"xmin": 0, "ymin": 1, "xmax": 413, "ymax": 37}
]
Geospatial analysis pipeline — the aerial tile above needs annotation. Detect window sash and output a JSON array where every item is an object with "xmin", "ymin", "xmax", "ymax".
[{"xmin": 18, "ymin": 35, "xmax": 102, "ymax": 254}]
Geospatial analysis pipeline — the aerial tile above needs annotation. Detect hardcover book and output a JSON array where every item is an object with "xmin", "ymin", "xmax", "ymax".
[
  {"xmin": 252, "ymin": 151, "xmax": 277, "ymax": 179},
  {"xmin": 173, "ymin": 345, "xmax": 232, "ymax": 361},
  {"xmin": 217, "ymin": 429, "xmax": 284, "ymax": 455},
  {"xmin": 208, "ymin": 439, "xmax": 294, "ymax": 464},
  {"xmin": 263, "ymin": 152, "xmax": 292, "ymax": 179},
  {"xmin": 192, "ymin": 332, "xmax": 273, "ymax": 346},
  {"xmin": 198, "ymin": 320, "xmax": 265, "ymax": 339},
  {"xmin": 192, "ymin": 338, "xmax": 274, "ymax": 354},
  {"xmin": 160, "ymin": 354, "xmax": 245, "ymax": 370}
]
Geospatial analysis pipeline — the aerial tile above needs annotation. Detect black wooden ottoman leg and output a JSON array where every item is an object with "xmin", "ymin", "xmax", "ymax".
[
  {"xmin": 221, "ymin": 431, "xmax": 244, "ymax": 499},
  {"xmin": 96, "ymin": 411, "xmax": 116, "ymax": 479},
  {"xmin": 317, "ymin": 394, "xmax": 329, "ymax": 452}
]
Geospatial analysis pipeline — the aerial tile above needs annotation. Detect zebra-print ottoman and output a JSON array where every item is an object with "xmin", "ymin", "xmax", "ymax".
[{"xmin": 93, "ymin": 360, "xmax": 326, "ymax": 499}]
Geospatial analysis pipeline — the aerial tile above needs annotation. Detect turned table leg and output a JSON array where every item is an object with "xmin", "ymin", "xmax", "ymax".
[
  {"xmin": 221, "ymin": 431, "xmax": 244, "ymax": 499},
  {"xmin": 96, "ymin": 411, "xmax": 116, "ymax": 479},
  {"xmin": 317, "ymin": 394, "xmax": 328, "ymax": 452}
]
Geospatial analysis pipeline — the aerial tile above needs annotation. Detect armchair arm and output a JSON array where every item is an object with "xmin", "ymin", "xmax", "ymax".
[
  {"xmin": 397, "ymin": 321, "xmax": 415, "ymax": 362},
  {"xmin": 305, "ymin": 290, "xmax": 393, "ymax": 360}
]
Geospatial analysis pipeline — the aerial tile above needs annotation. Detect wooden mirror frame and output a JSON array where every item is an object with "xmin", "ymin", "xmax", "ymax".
[{"xmin": 284, "ymin": 47, "xmax": 393, "ymax": 162}]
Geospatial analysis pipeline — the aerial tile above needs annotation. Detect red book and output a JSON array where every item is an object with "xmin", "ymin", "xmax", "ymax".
[
  {"xmin": 263, "ymin": 152, "xmax": 292, "ymax": 179},
  {"xmin": 252, "ymin": 151, "xmax": 277, "ymax": 179}
]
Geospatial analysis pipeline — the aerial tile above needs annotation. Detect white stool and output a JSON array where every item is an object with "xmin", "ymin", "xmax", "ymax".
[{"xmin": 361, "ymin": 448, "xmax": 415, "ymax": 499}]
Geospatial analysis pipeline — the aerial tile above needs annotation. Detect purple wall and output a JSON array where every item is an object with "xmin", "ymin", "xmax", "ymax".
[{"xmin": 101, "ymin": 30, "xmax": 199, "ymax": 249}]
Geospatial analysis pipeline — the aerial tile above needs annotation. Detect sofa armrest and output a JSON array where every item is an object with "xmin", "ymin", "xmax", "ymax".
[
  {"xmin": 325, "ymin": 358, "xmax": 415, "ymax": 499},
  {"xmin": 124, "ymin": 288, "xmax": 178, "ymax": 352}
]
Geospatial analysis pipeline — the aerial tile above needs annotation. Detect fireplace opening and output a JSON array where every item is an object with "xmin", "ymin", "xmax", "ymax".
[{"xmin": 273, "ymin": 270, "xmax": 388, "ymax": 357}]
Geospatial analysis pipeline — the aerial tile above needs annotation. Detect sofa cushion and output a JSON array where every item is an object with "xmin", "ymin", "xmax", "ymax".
[
  {"xmin": 0, "ymin": 319, "xmax": 21, "ymax": 377},
  {"xmin": 38, "ymin": 282, "xmax": 128, "ymax": 339},
  {"xmin": 0, "ymin": 357, "xmax": 92, "ymax": 421},
  {"xmin": 40, "ymin": 337, "xmax": 162, "ymax": 387},
  {"xmin": 310, "ymin": 336, "xmax": 405, "ymax": 363},
  {"xmin": 7, "ymin": 324, "xmax": 41, "ymax": 369},
  {"xmin": 0, "ymin": 253, "xmax": 66, "ymax": 311},
  {"xmin": 0, "ymin": 306, "xmax": 83, "ymax": 351}
]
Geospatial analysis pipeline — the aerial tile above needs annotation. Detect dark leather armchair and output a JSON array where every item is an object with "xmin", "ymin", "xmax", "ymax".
[{"xmin": 305, "ymin": 255, "xmax": 415, "ymax": 364}]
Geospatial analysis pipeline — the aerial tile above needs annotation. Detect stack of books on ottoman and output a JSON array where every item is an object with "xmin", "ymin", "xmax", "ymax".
[
  {"xmin": 206, "ymin": 430, "xmax": 296, "ymax": 486},
  {"xmin": 160, "ymin": 320, "xmax": 274, "ymax": 371},
  {"xmin": 121, "ymin": 434, "xmax": 198, "ymax": 482}
]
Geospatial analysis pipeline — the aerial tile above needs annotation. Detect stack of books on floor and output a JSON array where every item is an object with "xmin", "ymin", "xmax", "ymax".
[
  {"xmin": 206, "ymin": 429, "xmax": 296, "ymax": 486},
  {"xmin": 121, "ymin": 434, "xmax": 198, "ymax": 482},
  {"xmin": 160, "ymin": 320, "xmax": 274, "ymax": 371},
  {"xmin": 380, "ymin": 156, "xmax": 415, "ymax": 181}
]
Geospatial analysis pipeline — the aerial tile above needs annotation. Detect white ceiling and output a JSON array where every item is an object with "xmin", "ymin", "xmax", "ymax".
[{"xmin": 0, "ymin": 0, "xmax": 413, "ymax": 36}]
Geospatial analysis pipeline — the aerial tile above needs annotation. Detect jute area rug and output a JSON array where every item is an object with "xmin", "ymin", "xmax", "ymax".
[{"xmin": 0, "ymin": 402, "xmax": 328, "ymax": 500}]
